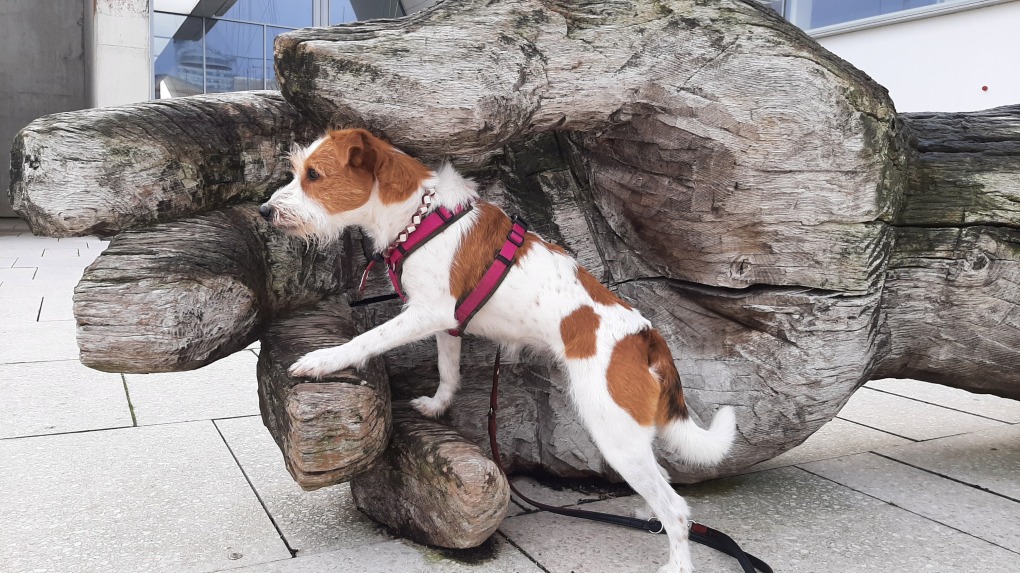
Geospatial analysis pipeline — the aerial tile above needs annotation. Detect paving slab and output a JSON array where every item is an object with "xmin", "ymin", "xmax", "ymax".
[
  {"xmin": 33, "ymin": 264, "xmax": 89, "ymax": 283},
  {"xmin": 0, "ymin": 266, "xmax": 37, "ymax": 284},
  {"xmin": 746, "ymin": 417, "xmax": 911, "ymax": 472},
  {"xmin": 37, "ymin": 292, "xmax": 75, "ymax": 321},
  {"xmin": 223, "ymin": 537, "xmax": 544, "ymax": 573},
  {"xmin": 124, "ymin": 351, "xmax": 261, "ymax": 425},
  {"xmin": 0, "ymin": 290, "xmax": 43, "ymax": 323},
  {"xmin": 0, "ymin": 360, "xmax": 132, "ymax": 438},
  {"xmin": 866, "ymin": 378, "xmax": 1020, "ymax": 423},
  {"xmin": 802, "ymin": 452, "xmax": 1020, "ymax": 552},
  {"xmin": 499, "ymin": 466, "xmax": 1020, "ymax": 573},
  {"xmin": 836, "ymin": 387, "xmax": 1007, "ymax": 440},
  {"xmin": 876, "ymin": 424, "xmax": 1020, "ymax": 501},
  {"xmin": 0, "ymin": 256, "xmax": 15, "ymax": 268},
  {"xmin": 0, "ymin": 319, "xmax": 79, "ymax": 363},
  {"xmin": 0, "ymin": 421, "xmax": 291, "ymax": 573},
  {"xmin": 215, "ymin": 416, "xmax": 391, "ymax": 555}
]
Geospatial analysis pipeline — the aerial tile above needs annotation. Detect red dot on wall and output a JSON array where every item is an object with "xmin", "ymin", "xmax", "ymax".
[{"xmin": 982, "ymin": 85, "xmax": 989, "ymax": 91}]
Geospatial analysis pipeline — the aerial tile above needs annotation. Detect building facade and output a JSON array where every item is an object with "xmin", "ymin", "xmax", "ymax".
[{"xmin": 3, "ymin": 0, "xmax": 1018, "ymax": 218}]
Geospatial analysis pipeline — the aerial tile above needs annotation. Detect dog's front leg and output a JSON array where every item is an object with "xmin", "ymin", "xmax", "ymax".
[
  {"xmin": 289, "ymin": 305, "xmax": 451, "ymax": 379},
  {"xmin": 411, "ymin": 331, "xmax": 461, "ymax": 418}
]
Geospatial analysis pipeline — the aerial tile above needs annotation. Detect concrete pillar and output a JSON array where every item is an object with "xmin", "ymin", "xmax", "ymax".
[
  {"xmin": 1, "ymin": 1, "xmax": 89, "ymax": 218},
  {"xmin": 86, "ymin": 0, "xmax": 151, "ymax": 108}
]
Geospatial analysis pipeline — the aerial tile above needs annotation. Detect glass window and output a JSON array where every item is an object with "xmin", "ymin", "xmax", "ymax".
[
  {"xmin": 329, "ymin": 0, "xmax": 355, "ymax": 25},
  {"xmin": 153, "ymin": 0, "xmax": 413, "ymax": 99},
  {"xmin": 787, "ymin": 0, "xmax": 942, "ymax": 30},
  {"xmin": 153, "ymin": 13, "xmax": 204, "ymax": 98},
  {"xmin": 218, "ymin": 0, "xmax": 314, "ymax": 29},
  {"xmin": 155, "ymin": 0, "xmax": 314, "ymax": 29},
  {"xmin": 203, "ymin": 19, "xmax": 266, "ymax": 92},
  {"xmin": 331, "ymin": 0, "xmax": 404, "ymax": 25}
]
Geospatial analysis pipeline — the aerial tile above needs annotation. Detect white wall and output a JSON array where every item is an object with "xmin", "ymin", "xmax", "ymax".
[{"xmin": 817, "ymin": 1, "xmax": 1020, "ymax": 113}]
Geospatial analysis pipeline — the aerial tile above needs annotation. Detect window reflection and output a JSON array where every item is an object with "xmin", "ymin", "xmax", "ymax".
[
  {"xmin": 330, "ymin": 0, "xmax": 405, "ymax": 25},
  {"xmin": 203, "ymin": 19, "xmax": 265, "ymax": 93},
  {"xmin": 153, "ymin": 0, "xmax": 411, "ymax": 99},
  {"xmin": 787, "ymin": 0, "xmax": 944, "ymax": 30},
  {"xmin": 153, "ymin": 13, "xmax": 204, "ymax": 98},
  {"xmin": 218, "ymin": 0, "xmax": 314, "ymax": 29}
]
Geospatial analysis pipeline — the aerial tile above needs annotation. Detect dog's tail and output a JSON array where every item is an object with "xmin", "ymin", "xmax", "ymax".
[{"xmin": 648, "ymin": 329, "xmax": 736, "ymax": 467}]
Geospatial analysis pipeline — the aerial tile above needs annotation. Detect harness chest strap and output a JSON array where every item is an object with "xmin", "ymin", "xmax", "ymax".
[
  {"xmin": 448, "ymin": 215, "xmax": 527, "ymax": 336},
  {"xmin": 358, "ymin": 204, "xmax": 528, "ymax": 337}
]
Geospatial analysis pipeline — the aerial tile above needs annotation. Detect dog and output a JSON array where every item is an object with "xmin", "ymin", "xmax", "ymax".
[{"xmin": 259, "ymin": 128, "xmax": 736, "ymax": 573}]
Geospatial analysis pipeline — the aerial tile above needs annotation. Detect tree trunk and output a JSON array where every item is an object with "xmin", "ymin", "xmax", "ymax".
[
  {"xmin": 877, "ymin": 107, "xmax": 1020, "ymax": 400},
  {"xmin": 9, "ymin": 91, "xmax": 318, "ymax": 237},
  {"xmin": 258, "ymin": 300, "xmax": 391, "ymax": 489},
  {"xmin": 350, "ymin": 407, "xmax": 510, "ymax": 549},
  {"xmin": 74, "ymin": 203, "xmax": 355, "ymax": 373}
]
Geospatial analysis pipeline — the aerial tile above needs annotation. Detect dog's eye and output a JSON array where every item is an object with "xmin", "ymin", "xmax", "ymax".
[{"xmin": 307, "ymin": 168, "xmax": 320, "ymax": 181}]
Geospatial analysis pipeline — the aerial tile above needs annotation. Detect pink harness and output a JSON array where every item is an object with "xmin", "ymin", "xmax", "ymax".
[{"xmin": 359, "ymin": 196, "xmax": 528, "ymax": 337}]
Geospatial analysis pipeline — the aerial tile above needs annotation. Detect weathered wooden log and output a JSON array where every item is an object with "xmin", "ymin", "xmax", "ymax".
[
  {"xmin": 263, "ymin": 0, "xmax": 1018, "ymax": 482},
  {"xmin": 258, "ymin": 298, "xmax": 391, "ymax": 490},
  {"xmin": 8, "ymin": 0, "xmax": 1020, "ymax": 531},
  {"xmin": 350, "ymin": 406, "xmax": 509, "ymax": 548},
  {"xmin": 74, "ymin": 203, "xmax": 352, "ymax": 373},
  {"xmin": 9, "ymin": 91, "xmax": 318, "ymax": 237},
  {"xmin": 877, "ymin": 108, "xmax": 1020, "ymax": 400}
]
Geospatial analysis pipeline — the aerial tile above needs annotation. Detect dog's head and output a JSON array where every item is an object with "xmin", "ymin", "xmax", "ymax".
[{"xmin": 259, "ymin": 129, "xmax": 431, "ymax": 242}]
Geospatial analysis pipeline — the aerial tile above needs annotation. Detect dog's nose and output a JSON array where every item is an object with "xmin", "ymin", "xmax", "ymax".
[{"xmin": 258, "ymin": 203, "xmax": 273, "ymax": 220}]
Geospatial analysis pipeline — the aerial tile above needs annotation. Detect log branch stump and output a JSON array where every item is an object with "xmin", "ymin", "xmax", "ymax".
[{"xmin": 9, "ymin": 0, "xmax": 1020, "ymax": 549}]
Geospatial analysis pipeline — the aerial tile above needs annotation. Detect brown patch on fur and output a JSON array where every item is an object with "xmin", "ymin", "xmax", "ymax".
[
  {"xmin": 606, "ymin": 332, "xmax": 661, "ymax": 426},
  {"xmin": 450, "ymin": 203, "xmax": 514, "ymax": 301},
  {"xmin": 647, "ymin": 329, "xmax": 689, "ymax": 424},
  {"xmin": 301, "ymin": 129, "xmax": 431, "ymax": 213},
  {"xmin": 578, "ymin": 267, "xmax": 632, "ymax": 309},
  {"xmin": 301, "ymin": 133, "xmax": 375, "ymax": 214},
  {"xmin": 448, "ymin": 201, "xmax": 571, "ymax": 300},
  {"xmin": 560, "ymin": 305, "xmax": 601, "ymax": 359},
  {"xmin": 606, "ymin": 329, "xmax": 689, "ymax": 426}
]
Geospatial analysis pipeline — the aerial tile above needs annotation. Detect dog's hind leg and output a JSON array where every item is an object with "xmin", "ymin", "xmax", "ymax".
[
  {"xmin": 568, "ymin": 360, "xmax": 695, "ymax": 573},
  {"xmin": 586, "ymin": 411, "xmax": 695, "ymax": 573},
  {"xmin": 411, "ymin": 331, "xmax": 462, "ymax": 418}
]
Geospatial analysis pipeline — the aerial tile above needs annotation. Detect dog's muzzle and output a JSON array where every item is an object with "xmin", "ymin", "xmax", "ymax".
[{"xmin": 258, "ymin": 203, "xmax": 273, "ymax": 220}]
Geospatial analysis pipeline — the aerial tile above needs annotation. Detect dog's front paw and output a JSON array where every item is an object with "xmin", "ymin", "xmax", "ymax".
[
  {"xmin": 289, "ymin": 346, "xmax": 357, "ymax": 379},
  {"xmin": 410, "ymin": 395, "xmax": 450, "ymax": 418}
]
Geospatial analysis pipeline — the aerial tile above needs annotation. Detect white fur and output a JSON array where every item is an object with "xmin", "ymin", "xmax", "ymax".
[{"xmin": 263, "ymin": 136, "xmax": 738, "ymax": 573}]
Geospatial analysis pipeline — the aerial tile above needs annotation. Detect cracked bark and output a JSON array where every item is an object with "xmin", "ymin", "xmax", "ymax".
[{"xmin": 9, "ymin": 0, "xmax": 1020, "ymax": 548}]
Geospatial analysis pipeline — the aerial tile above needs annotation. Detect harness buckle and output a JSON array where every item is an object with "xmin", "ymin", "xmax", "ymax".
[{"xmin": 507, "ymin": 230, "xmax": 525, "ymax": 247}]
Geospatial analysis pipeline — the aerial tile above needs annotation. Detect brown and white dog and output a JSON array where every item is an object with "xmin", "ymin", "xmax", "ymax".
[{"xmin": 260, "ymin": 129, "xmax": 736, "ymax": 573}]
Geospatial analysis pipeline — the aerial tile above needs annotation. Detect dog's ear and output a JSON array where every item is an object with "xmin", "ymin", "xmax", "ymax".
[{"xmin": 330, "ymin": 129, "xmax": 379, "ymax": 172}]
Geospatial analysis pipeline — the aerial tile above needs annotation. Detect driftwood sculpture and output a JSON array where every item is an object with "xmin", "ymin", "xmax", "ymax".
[{"xmin": 9, "ymin": 0, "xmax": 1020, "ymax": 547}]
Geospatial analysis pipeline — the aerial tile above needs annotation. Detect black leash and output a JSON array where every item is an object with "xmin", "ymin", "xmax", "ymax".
[{"xmin": 487, "ymin": 347, "xmax": 773, "ymax": 573}]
